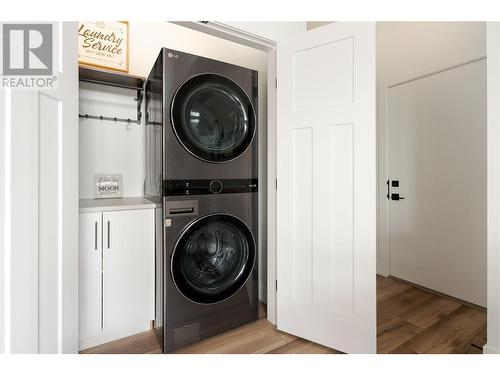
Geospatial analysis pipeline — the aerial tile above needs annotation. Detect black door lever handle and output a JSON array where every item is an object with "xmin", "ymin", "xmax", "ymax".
[{"xmin": 391, "ymin": 193, "xmax": 405, "ymax": 201}]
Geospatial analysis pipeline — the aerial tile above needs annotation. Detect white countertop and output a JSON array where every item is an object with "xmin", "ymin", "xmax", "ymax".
[{"xmin": 79, "ymin": 197, "xmax": 159, "ymax": 213}]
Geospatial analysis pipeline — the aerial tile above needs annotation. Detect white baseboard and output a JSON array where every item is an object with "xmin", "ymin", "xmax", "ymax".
[{"xmin": 483, "ymin": 343, "xmax": 499, "ymax": 354}]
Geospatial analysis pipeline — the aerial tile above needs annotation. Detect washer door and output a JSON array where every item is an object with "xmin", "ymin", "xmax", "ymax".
[
  {"xmin": 171, "ymin": 74, "xmax": 256, "ymax": 163},
  {"xmin": 171, "ymin": 214, "xmax": 256, "ymax": 304}
]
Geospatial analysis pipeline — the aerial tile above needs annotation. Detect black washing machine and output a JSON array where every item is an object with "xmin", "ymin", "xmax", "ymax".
[{"xmin": 161, "ymin": 190, "xmax": 258, "ymax": 353}]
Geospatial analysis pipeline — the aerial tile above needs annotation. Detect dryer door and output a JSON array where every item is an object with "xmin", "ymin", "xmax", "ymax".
[
  {"xmin": 171, "ymin": 213, "xmax": 256, "ymax": 304},
  {"xmin": 171, "ymin": 74, "xmax": 256, "ymax": 163}
]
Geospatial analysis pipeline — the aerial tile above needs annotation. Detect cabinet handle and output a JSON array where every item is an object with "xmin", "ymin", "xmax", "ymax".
[
  {"xmin": 94, "ymin": 221, "xmax": 98, "ymax": 250},
  {"xmin": 107, "ymin": 220, "xmax": 110, "ymax": 249}
]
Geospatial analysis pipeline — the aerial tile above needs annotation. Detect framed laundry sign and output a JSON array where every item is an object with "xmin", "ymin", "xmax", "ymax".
[
  {"xmin": 94, "ymin": 174, "xmax": 123, "ymax": 199},
  {"xmin": 78, "ymin": 21, "xmax": 129, "ymax": 72}
]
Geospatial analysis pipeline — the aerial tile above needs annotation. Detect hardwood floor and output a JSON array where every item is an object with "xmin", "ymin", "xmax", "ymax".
[
  {"xmin": 81, "ymin": 316, "xmax": 339, "ymax": 354},
  {"xmin": 81, "ymin": 276, "xmax": 486, "ymax": 354},
  {"xmin": 377, "ymin": 276, "xmax": 486, "ymax": 354}
]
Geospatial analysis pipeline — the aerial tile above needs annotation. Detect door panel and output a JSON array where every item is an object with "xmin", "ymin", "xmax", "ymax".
[
  {"xmin": 102, "ymin": 209, "xmax": 154, "ymax": 339},
  {"xmin": 293, "ymin": 37, "xmax": 353, "ymax": 109},
  {"xmin": 0, "ymin": 22, "xmax": 78, "ymax": 353},
  {"xmin": 328, "ymin": 124, "xmax": 354, "ymax": 314},
  {"xmin": 290, "ymin": 127, "xmax": 312, "ymax": 304},
  {"xmin": 277, "ymin": 22, "xmax": 376, "ymax": 353},
  {"xmin": 388, "ymin": 60, "xmax": 487, "ymax": 307},
  {"xmin": 78, "ymin": 212, "xmax": 102, "ymax": 346}
]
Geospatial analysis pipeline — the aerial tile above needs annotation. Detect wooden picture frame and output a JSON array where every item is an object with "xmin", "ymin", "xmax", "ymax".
[{"xmin": 78, "ymin": 21, "xmax": 129, "ymax": 73}]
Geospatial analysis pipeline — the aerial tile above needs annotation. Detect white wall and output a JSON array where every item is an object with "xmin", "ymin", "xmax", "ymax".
[
  {"xmin": 376, "ymin": 22, "xmax": 487, "ymax": 276},
  {"xmin": 377, "ymin": 22, "xmax": 486, "ymax": 85},
  {"xmin": 79, "ymin": 83, "xmax": 146, "ymax": 199},
  {"xmin": 79, "ymin": 22, "xmax": 270, "ymax": 300},
  {"xmin": 128, "ymin": 22, "xmax": 269, "ymax": 77},
  {"xmin": 486, "ymin": 22, "xmax": 500, "ymax": 354}
]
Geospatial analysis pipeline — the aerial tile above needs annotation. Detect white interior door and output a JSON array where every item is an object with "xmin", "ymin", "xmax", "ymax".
[
  {"xmin": 388, "ymin": 59, "xmax": 487, "ymax": 307},
  {"xmin": 0, "ymin": 22, "xmax": 78, "ymax": 353},
  {"xmin": 276, "ymin": 22, "xmax": 377, "ymax": 354}
]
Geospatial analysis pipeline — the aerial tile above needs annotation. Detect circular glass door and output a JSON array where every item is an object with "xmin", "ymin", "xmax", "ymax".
[
  {"xmin": 171, "ymin": 74, "xmax": 256, "ymax": 163},
  {"xmin": 171, "ymin": 214, "xmax": 256, "ymax": 304}
]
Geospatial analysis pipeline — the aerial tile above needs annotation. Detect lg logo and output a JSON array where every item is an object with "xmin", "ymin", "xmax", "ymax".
[{"xmin": 2, "ymin": 24, "xmax": 53, "ymax": 76}]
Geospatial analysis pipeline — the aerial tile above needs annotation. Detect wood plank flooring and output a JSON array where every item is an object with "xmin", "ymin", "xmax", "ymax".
[
  {"xmin": 81, "ymin": 316, "xmax": 339, "ymax": 354},
  {"xmin": 81, "ymin": 276, "xmax": 486, "ymax": 354},
  {"xmin": 377, "ymin": 276, "xmax": 486, "ymax": 354}
]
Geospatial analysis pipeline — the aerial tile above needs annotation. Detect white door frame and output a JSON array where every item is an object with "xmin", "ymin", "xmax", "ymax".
[
  {"xmin": 486, "ymin": 22, "xmax": 500, "ymax": 354},
  {"xmin": 172, "ymin": 21, "xmax": 279, "ymax": 324}
]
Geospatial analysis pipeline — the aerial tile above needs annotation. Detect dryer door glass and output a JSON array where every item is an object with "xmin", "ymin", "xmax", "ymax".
[
  {"xmin": 171, "ymin": 74, "xmax": 256, "ymax": 163},
  {"xmin": 171, "ymin": 214, "xmax": 256, "ymax": 304}
]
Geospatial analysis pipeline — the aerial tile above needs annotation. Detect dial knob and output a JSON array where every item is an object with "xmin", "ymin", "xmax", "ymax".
[{"xmin": 209, "ymin": 180, "xmax": 223, "ymax": 194}]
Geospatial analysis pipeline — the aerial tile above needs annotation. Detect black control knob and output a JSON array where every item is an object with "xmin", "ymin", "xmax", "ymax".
[{"xmin": 209, "ymin": 180, "xmax": 223, "ymax": 194}]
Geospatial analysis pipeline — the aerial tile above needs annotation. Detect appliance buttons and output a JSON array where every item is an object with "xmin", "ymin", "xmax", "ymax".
[{"xmin": 209, "ymin": 180, "xmax": 223, "ymax": 194}]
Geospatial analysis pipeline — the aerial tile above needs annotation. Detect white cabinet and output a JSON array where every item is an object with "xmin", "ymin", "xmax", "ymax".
[
  {"xmin": 102, "ymin": 210, "xmax": 155, "ymax": 338},
  {"xmin": 79, "ymin": 212, "xmax": 103, "ymax": 344},
  {"xmin": 79, "ymin": 207, "xmax": 154, "ymax": 351}
]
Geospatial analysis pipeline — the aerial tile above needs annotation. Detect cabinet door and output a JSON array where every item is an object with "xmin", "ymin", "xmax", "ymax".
[
  {"xmin": 102, "ymin": 209, "xmax": 154, "ymax": 339},
  {"xmin": 78, "ymin": 212, "xmax": 102, "ymax": 346}
]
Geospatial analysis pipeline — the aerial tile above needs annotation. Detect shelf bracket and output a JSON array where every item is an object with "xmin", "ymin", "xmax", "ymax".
[{"xmin": 136, "ymin": 88, "xmax": 143, "ymax": 124}]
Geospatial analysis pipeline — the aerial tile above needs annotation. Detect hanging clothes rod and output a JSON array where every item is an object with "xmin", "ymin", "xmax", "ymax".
[
  {"xmin": 78, "ymin": 66, "xmax": 145, "ymax": 126},
  {"xmin": 79, "ymin": 113, "xmax": 141, "ymax": 125}
]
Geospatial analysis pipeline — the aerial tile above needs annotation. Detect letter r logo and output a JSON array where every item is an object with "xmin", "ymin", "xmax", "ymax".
[{"xmin": 2, "ymin": 24, "xmax": 52, "ymax": 75}]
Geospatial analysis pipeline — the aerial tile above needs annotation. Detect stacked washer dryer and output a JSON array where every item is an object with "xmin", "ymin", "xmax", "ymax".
[{"xmin": 144, "ymin": 49, "xmax": 259, "ymax": 353}]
